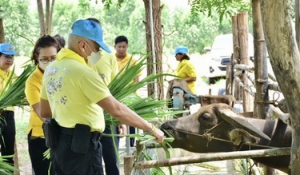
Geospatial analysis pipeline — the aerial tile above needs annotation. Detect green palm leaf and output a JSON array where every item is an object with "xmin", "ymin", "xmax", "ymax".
[
  {"xmin": 105, "ymin": 56, "xmax": 185, "ymax": 125},
  {"xmin": 0, "ymin": 64, "xmax": 35, "ymax": 109},
  {"xmin": 0, "ymin": 63, "xmax": 34, "ymax": 174}
]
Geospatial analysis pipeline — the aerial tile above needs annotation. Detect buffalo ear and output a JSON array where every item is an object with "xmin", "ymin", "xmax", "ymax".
[
  {"xmin": 229, "ymin": 129, "xmax": 257, "ymax": 145},
  {"xmin": 218, "ymin": 109, "xmax": 271, "ymax": 141}
]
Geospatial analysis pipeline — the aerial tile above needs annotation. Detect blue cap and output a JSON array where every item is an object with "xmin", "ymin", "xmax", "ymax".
[
  {"xmin": 173, "ymin": 46, "xmax": 188, "ymax": 55},
  {"xmin": 71, "ymin": 19, "xmax": 111, "ymax": 53},
  {"xmin": 0, "ymin": 43, "xmax": 17, "ymax": 56}
]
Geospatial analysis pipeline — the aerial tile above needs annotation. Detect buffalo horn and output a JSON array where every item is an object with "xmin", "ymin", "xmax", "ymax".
[{"xmin": 218, "ymin": 109, "xmax": 271, "ymax": 141}]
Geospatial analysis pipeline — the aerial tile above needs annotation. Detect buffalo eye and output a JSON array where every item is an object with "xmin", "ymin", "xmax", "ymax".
[{"xmin": 201, "ymin": 113, "xmax": 211, "ymax": 121}]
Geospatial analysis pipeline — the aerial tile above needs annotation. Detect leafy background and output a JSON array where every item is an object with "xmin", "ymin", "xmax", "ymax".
[{"xmin": 0, "ymin": 0, "xmax": 252, "ymax": 57}]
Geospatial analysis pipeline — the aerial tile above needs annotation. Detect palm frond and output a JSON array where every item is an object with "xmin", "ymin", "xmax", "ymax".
[
  {"xmin": 105, "ymin": 56, "xmax": 185, "ymax": 125},
  {"xmin": 0, "ymin": 155, "xmax": 18, "ymax": 174},
  {"xmin": 0, "ymin": 64, "xmax": 35, "ymax": 109}
]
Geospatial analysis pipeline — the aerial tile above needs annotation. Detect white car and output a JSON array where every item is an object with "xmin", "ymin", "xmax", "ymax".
[{"xmin": 206, "ymin": 33, "xmax": 254, "ymax": 84}]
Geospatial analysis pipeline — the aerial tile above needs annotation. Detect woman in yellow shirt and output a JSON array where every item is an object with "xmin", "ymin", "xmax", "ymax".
[
  {"xmin": 25, "ymin": 35, "xmax": 61, "ymax": 175},
  {"xmin": 0, "ymin": 43, "xmax": 17, "ymax": 165},
  {"xmin": 173, "ymin": 46, "xmax": 197, "ymax": 94}
]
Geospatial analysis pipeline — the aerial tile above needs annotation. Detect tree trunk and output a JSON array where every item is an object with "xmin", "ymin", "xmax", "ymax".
[
  {"xmin": 143, "ymin": 0, "xmax": 164, "ymax": 100},
  {"xmin": 296, "ymin": 0, "xmax": 300, "ymax": 50},
  {"xmin": 45, "ymin": 0, "xmax": 50, "ymax": 34},
  {"xmin": 37, "ymin": 0, "xmax": 46, "ymax": 36},
  {"xmin": 0, "ymin": 18, "xmax": 4, "ymax": 43},
  {"xmin": 262, "ymin": 0, "xmax": 300, "ymax": 173},
  {"xmin": 49, "ymin": 0, "xmax": 55, "ymax": 35}
]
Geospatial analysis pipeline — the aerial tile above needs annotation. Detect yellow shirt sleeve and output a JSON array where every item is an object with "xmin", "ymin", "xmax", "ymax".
[
  {"xmin": 25, "ymin": 78, "xmax": 41, "ymax": 106},
  {"xmin": 40, "ymin": 78, "xmax": 48, "ymax": 100},
  {"xmin": 185, "ymin": 62, "xmax": 197, "ymax": 78}
]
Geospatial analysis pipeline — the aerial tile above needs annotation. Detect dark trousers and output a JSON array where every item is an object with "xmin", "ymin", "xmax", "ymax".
[
  {"xmin": 52, "ymin": 132, "xmax": 104, "ymax": 175},
  {"xmin": 28, "ymin": 131, "xmax": 55, "ymax": 175},
  {"xmin": 129, "ymin": 126, "xmax": 135, "ymax": 147},
  {"xmin": 101, "ymin": 125, "xmax": 120, "ymax": 175},
  {"xmin": 0, "ymin": 111, "xmax": 15, "ymax": 165}
]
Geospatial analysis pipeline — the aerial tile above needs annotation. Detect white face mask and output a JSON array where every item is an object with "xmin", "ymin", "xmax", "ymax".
[
  {"xmin": 86, "ymin": 43, "xmax": 101, "ymax": 65},
  {"xmin": 39, "ymin": 62, "xmax": 51, "ymax": 71}
]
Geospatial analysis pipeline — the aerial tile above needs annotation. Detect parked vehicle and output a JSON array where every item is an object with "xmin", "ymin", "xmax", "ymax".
[{"xmin": 205, "ymin": 33, "xmax": 254, "ymax": 84}]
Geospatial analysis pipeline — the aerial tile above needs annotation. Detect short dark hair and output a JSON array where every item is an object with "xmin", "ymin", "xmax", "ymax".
[
  {"xmin": 31, "ymin": 35, "xmax": 61, "ymax": 65},
  {"xmin": 114, "ymin": 35, "xmax": 128, "ymax": 45},
  {"xmin": 182, "ymin": 54, "xmax": 190, "ymax": 60},
  {"xmin": 53, "ymin": 34, "xmax": 66, "ymax": 48}
]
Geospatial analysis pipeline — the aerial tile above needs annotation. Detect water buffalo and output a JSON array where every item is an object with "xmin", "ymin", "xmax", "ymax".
[{"xmin": 161, "ymin": 103, "xmax": 292, "ymax": 173}]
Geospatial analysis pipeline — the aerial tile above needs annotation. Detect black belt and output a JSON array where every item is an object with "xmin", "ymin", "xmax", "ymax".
[{"xmin": 60, "ymin": 127, "xmax": 102, "ymax": 140}]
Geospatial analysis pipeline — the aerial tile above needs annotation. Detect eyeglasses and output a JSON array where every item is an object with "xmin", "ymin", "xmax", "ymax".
[
  {"xmin": 175, "ymin": 53, "xmax": 183, "ymax": 56},
  {"xmin": 39, "ymin": 56, "xmax": 56, "ymax": 64}
]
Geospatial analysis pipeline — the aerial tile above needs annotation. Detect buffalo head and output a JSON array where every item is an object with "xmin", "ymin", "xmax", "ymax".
[
  {"xmin": 161, "ymin": 103, "xmax": 271, "ymax": 153},
  {"xmin": 161, "ymin": 103, "xmax": 292, "ymax": 173}
]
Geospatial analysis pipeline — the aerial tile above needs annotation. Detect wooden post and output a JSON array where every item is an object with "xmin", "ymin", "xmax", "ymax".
[
  {"xmin": 124, "ymin": 155, "xmax": 135, "ymax": 175},
  {"xmin": 237, "ymin": 12, "xmax": 251, "ymax": 112},
  {"xmin": 225, "ymin": 58, "xmax": 232, "ymax": 95},
  {"xmin": 232, "ymin": 16, "xmax": 242, "ymax": 103}
]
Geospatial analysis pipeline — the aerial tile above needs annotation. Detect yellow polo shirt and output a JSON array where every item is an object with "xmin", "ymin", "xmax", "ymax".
[
  {"xmin": 116, "ymin": 53, "xmax": 138, "ymax": 71},
  {"xmin": 40, "ymin": 48, "xmax": 111, "ymax": 132},
  {"xmin": 25, "ymin": 66, "xmax": 44, "ymax": 137},
  {"xmin": 176, "ymin": 59, "xmax": 197, "ymax": 93},
  {"xmin": 89, "ymin": 51, "xmax": 118, "ymax": 86},
  {"xmin": 0, "ymin": 68, "xmax": 16, "ymax": 111}
]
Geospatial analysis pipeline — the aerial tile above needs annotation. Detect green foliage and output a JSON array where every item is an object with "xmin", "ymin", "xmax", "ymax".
[
  {"xmin": 0, "ymin": 63, "xmax": 34, "ymax": 173},
  {"xmin": 190, "ymin": 0, "xmax": 252, "ymax": 22},
  {"xmin": 105, "ymin": 56, "xmax": 184, "ymax": 125},
  {"xmin": 0, "ymin": 64, "xmax": 35, "ymax": 109},
  {"xmin": 0, "ymin": 0, "xmax": 35, "ymax": 55},
  {"xmin": 1, "ymin": 0, "xmax": 244, "ymax": 57},
  {"xmin": 0, "ymin": 155, "xmax": 18, "ymax": 175}
]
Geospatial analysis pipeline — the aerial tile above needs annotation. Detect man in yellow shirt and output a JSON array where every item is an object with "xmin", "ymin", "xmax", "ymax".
[
  {"xmin": 40, "ymin": 19, "xmax": 164, "ymax": 175},
  {"xmin": 86, "ymin": 18, "xmax": 125, "ymax": 175},
  {"xmin": 114, "ymin": 35, "xmax": 140, "ymax": 83},
  {"xmin": 114, "ymin": 35, "xmax": 140, "ymax": 147},
  {"xmin": 0, "ymin": 43, "xmax": 17, "ymax": 165}
]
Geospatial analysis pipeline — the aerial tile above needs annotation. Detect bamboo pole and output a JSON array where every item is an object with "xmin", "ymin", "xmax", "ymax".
[
  {"xmin": 134, "ymin": 148, "xmax": 290, "ymax": 169},
  {"xmin": 252, "ymin": 0, "xmax": 269, "ymax": 121}
]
